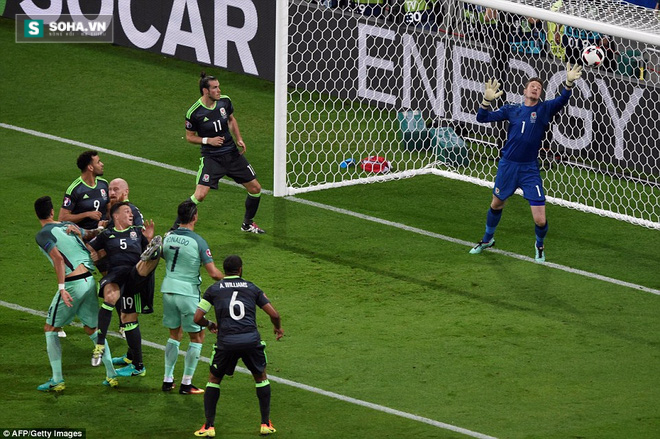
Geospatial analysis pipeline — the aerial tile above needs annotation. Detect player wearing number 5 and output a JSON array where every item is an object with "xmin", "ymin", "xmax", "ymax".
[
  {"xmin": 87, "ymin": 202, "xmax": 163, "ymax": 378},
  {"xmin": 469, "ymin": 64, "xmax": 583, "ymax": 262},
  {"xmin": 178, "ymin": 72, "xmax": 266, "ymax": 235},
  {"xmin": 193, "ymin": 255, "xmax": 283, "ymax": 437},
  {"xmin": 161, "ymin": 201, "xmax": 224, "ymax": 394}
]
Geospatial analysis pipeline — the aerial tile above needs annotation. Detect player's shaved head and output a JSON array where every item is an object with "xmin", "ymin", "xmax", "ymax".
[{"xmin": 109, "ymin": 178, "xmax": 130, "ymax": 202}]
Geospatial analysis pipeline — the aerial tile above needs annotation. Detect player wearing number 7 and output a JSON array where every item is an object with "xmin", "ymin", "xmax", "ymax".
[
  {"xmin": 193, "ymin": 255, "xmax": 283, "ymax": 437},
  {"xmin": 160, "ymin": 201, "xmax": 224, "ymax": 394},
  {"xmin": 469, "ymin": 64, "xmax": 583, "ymax": 262}
]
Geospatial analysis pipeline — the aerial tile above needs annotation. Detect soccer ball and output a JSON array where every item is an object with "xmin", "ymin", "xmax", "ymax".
[{"xmin": 582, "ymin": 45, "xmax": 605, "ymax": 67}]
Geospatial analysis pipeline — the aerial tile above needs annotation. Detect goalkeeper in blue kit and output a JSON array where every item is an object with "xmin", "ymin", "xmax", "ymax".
[{"xmin": 469, "ymin": 63, "xmax": 583, "ymax": 262}]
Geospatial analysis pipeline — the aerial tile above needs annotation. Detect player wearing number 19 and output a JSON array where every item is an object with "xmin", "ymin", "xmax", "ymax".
[
  {"xmin": 161, "ymin": 201, "xmax": 224, "ymax": 394},
  {"xmin": 193, "ymin": 255, "xmax": 284, "ymax": 437},
  {"xmin": 469, "ymin": 64, "xmax": 583, "ymax": 263},
  {"xmin": 179, "ymin": 72, "xmax": 266, "ymax": 234},
  {"xmin": 87, "ymin": 202, "xmax": 162, "ymax": 378}
]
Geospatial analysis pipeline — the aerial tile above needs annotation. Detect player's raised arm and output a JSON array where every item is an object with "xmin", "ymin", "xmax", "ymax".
[
  {"xmin": 565, "ymin": 63, "xmax": 583, "ymax": 89},
  {"xmin": 481, "ymin": 79, "xmax": 504, "ymax": 109}
]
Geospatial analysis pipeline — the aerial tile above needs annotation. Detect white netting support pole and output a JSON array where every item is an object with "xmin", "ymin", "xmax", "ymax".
[{"xmin": 273, "ymin": 0, "xmax": 288, "ymax": 197}]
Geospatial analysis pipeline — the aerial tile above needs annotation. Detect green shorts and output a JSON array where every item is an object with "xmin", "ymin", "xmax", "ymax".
[
  {"xmin": 46, "ymin": 274, "xmax": 98, "ymax": 328},
  {"xmin": 162, "ymin": 293, "xmax": 202, "ymax": 333}
]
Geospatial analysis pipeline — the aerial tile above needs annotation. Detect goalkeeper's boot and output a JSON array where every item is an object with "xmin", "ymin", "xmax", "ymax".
[
  {"xmin": 535, "ymin": 245, "xmax": 546, "ymax": 263},
  {"xmin": 162, "ymin": 381, "xmax": 176, "ymax": 392},
  {"xmin": 116, "ymin": 363, "xmax": 146, "ymax": 377},
  {"xmin": 112, "ymin": 354, "xmax": 132, "ymax": 366},
  {"xmin": 91, "ymin": 344, "xmax": 105, "ymax": 367},
  {"xmin": 37, "ymin": 378, "xmax": 65, "ymax": 392},
  {"xmin": 241, "ymin": 222, "xmax": 266, "ymax": 234},
  {"xmin": 469, "ymin": 238, "xmax": 495, "ymax": 254},
  {"xmin": 179, "ymin": 384, "xmax": 204, "ymax": 395},
  {"xmin": 103, "ymin": 376, "xmax": 119, "ymax": 388},
  {"xmin": 140, "ymin": 235, "xmax": 162, "ymax": 261},
  {"xmin": 260, "ymin": 421, "xmax": 276, "ymax": 435},
  {"xmin": 194, "ymin": 424, "xmax": 216, "ymax": 437}
]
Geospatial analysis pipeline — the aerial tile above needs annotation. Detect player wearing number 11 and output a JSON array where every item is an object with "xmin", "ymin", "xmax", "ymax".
[
  {"xmin": 469, "ymin": 64, "xmax": 583, "ymax": 262},
  {"xmin": 179, "ymin": 72, "xmax": 266, "ymax": 234}
]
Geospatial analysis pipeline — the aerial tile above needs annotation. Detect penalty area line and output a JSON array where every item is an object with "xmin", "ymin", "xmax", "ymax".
[
  {"xmin": 2, "ymin": 122, "xmax": 657, "ymax": 297},
  {"xmin": 0, "ymin": 299, "xmax": 498, "ymax": 439}
]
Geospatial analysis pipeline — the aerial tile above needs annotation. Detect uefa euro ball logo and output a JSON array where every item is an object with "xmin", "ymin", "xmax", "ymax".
[{"xmin": 24, "ymin": 20, "xmax": 44, "ymax": 38}]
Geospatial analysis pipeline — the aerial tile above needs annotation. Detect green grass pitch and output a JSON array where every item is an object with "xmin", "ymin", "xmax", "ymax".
[{"xmin": 1, "ymin": 17, "xmax": 659, "ymax": 439}]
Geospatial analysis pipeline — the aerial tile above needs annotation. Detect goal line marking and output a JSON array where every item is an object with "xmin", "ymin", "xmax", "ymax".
[
  {"xmin": 2, "ymin": 122, "xmax": 657, "ymax": 298},
  {"xmin": 0, "ymin": 299, "xmax": 497, "ymax": 439}
]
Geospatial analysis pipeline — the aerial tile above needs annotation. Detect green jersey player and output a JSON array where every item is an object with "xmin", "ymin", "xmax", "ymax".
[
  {"xmin": 160, "ymin": 201, "xmax": 224, "ymax": 394},
  {"xmin": 34, "ymin": 196, "xmax": 118, "ymax": 391}
]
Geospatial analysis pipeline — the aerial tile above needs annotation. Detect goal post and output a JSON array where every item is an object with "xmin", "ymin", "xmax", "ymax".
[{"xmin": 273, "ymin": 0, "xmax": 660, "ymax": 229}]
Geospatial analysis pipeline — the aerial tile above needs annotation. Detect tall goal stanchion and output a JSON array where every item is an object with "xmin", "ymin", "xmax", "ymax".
[{"xmin": 274, "ymin": 0, "xmax": 660, "ymax": 229}]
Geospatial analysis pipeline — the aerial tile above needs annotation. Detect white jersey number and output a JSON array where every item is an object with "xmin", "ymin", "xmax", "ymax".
[{"xmin": 229, "ymin": 291, "xmax": 245, "ymax": 321}]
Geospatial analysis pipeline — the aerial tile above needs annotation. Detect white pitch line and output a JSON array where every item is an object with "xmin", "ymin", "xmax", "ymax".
[
  {"xmin": 2, "ymin": 122, "xmax": 658, "ymax": 297},
  {"xmin": 0, "ymin": 299, "xmax": 497, "ymax": 439}
]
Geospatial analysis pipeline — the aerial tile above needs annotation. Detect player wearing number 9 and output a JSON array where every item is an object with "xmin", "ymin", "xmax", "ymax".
[
  {"xmin": 469, "ymin": 64, "xmax": 582, "ymax": 263},
  {"xmin": 193, "ymin": 255, "xmax": 283, "ymax": 437},
  {"xmin": 59, "ymin": 150, "xmax": 109, "ymax": 231}
]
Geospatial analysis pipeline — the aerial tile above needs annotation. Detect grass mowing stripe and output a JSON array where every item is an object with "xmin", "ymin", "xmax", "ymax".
[
  {"xmin": 0, "ymin": 299, "xmax": 498, "ymax": 439},
  {"xmin": 2, "ymin": 121, "xmax": 657, "ymax": 298}
]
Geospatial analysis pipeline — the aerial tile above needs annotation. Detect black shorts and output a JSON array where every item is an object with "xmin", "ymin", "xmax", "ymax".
[
  {"xmin": 197, "ymin": 151, "xmax": 256, "ymax": 188},
  {"xmin": 209, "ymin": 341, "xmax": 268, "ymax": 378},
  {"xmin": 99, "ymin": 266, "xmax": 152, "ymax": 314}
]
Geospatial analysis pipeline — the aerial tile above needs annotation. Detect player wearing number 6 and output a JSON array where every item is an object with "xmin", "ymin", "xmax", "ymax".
[
  {"xmin": 160, "ymin": 201, "xmax": 224, "ymax": 394},
  {"xmin": 469, "ymin": 64, "xmax": 583, "ymax": 262},
  {"xmin": 193, "ymin": 255, "xmax": 284, "ymax": 437}
]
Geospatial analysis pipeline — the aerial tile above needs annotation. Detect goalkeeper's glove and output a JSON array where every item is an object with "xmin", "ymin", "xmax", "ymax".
[
  {"xmin": 565, "ymin": 63, "xmax": 583, "ymax": 88},
  {"xmin": 482, "ymin": 79, "xmax": 503, "ymax": 107}
]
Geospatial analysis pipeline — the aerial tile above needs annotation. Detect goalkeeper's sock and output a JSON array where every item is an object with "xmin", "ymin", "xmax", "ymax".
[
  {"xmin": 482, "ymin": 207, "xmax": 503, "ymax": 242},
  {"xmin": 535, "ymin": 221, "xmax": 549, "ymax": 247},
  {"xmin": 256, "ymin": 380, "xmax": 272, "ymax": 425},
  {"xmin": 124, "ymin": 322, "xmax": 143, "ymax": 368},
  {"xmin": 204, "ymin": 383, "xmax": 221, "ymax": 427},
  {"xmin": 45, "ymin": 331, "xmax": 63, "ymax": 382},
  {"xmin": 243, "ymin": 192, "xmax": 261, "ymax": 225},
  {"xmin": 96, "ymin": 302, "xmax": 114, "ymax": 346},
  {"xmin": 164, "ymin": 338, "xmax": 180, "ymax": 380}
]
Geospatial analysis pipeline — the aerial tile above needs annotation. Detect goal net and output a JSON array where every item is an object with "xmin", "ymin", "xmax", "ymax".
[{"xmin": 273, "ymin": 0, "xmax": 660, "ymax": 229}]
